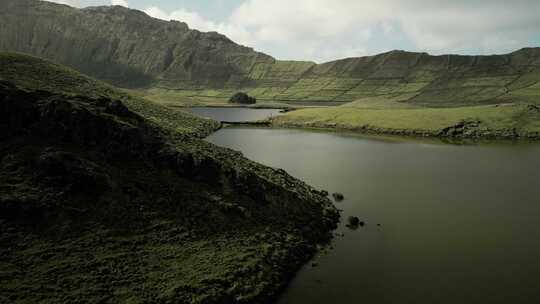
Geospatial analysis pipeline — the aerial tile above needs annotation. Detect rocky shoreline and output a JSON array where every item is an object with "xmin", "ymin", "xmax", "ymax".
[{"xmin": 272, "ymin": 119, "xmax": 540, "ymax": 141}]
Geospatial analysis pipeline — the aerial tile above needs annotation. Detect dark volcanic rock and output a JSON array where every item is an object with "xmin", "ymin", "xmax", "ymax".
[
  {"xmin": 347, "ymin": 216, "xmax": 361, "ymax": 228},
  {"xmin": 332, "ymin": 192, "xmax": 345, "ymax": 202},
  {"xmin": 439, "ymin": 120, "xmax": 482, "ymax": 137}
]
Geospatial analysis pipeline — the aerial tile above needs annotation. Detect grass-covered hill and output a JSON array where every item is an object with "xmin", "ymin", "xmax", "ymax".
[
  {"xmin": 0, "ymin": 52, "xmax": 339, "ymax": 303},
  {"xmin": 263, "ymin": 48, "xmax": 540, "ymax": 106},
  {"xmin": 2, "ymin": 0, "xmax": 540, "ymax": 107},
  {"xmin": 273, "ymin": 99, "xmax": 540, "ymax": 140},
  {"xmin": 0, "ymin": 52, "xmax": 220, "ymax": 138}
]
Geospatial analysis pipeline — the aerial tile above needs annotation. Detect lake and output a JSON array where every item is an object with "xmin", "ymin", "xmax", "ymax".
[
  {"xmin": 188, "ymin": 107, "xmax": 540, "ymax": 304},
  {"xmin": 184, "ymin": 107, "xmax": 282, "ymax": 122}
]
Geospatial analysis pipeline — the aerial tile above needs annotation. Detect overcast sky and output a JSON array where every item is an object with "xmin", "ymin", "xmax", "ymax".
[{"xmin": 47, "ymin": 0, "xmax": 540, "ymax": 63}]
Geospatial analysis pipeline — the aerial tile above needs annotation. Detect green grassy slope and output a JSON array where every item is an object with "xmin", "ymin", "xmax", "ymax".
[
  {"xmin": 0, "ymin": 53, "xmax": 339, "ymax": 303},
  {"xmin": 138, "ymin": 48, "xmax": 540, "ymax": 108},
  {"xmin": 2, "ymin": 1, "xmax": 539, "ymax": 139},
  {"xmin": 2, "ymin": 0, "xmax": 540, "ymax": 107},
  {"xmin": 271, "ymin": 51, "xmax": 540, "ymax": 139},
  {"xmin": 0, "ymin": 52, "xmax": 220, "ymax": 137},
  {"xmin": 185, "ymin": 49, "xmax": 540, "ymax": 106},
  {"xmin": 273, "ymin": 101, "xmax": 540, "ymax": 139}
]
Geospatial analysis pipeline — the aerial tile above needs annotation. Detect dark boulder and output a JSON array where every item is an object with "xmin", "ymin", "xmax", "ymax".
[
  {"xmin": 438, "ymin": 119, "xmax": 481, "ymax": 138},
  {"xmin": 346, "ymin": 216, "xmax": 365, "ymax": 229},
  {"xmin": 332, "ymin": 192, "xmax": 344, "ymax": 202},
  {"xmin": 347, "ymin": 216, "xmax": 359, "ymax": 227},
  {"xmin": 229, "ymin": 92, "xmax": 256, "ymax": 105}
]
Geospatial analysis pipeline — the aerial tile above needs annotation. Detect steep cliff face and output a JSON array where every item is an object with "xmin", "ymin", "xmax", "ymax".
[
  {"xmin": 252, "ymin": 49, "xmax": 540, "ymax": 105},
  {"xmin": 1, "ymin": 0, "xmax": 540, "ymax": 106},
  {"xmin": 0, "ymin": 0, "xmax": 274, "ymax": 89}
]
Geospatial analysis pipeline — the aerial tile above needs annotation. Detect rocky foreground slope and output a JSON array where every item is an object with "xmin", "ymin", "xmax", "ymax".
[
  {"xmin": 0, "ymin": 53, "xmax": 339, "ymax": 303},
  {"xmin": 1, "ymin": 0, "xmax": 540, "ymax": 106}
]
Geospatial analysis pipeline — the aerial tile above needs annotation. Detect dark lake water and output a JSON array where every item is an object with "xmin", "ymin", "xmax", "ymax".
[
  {"xmin": 185, "ymin": 107, "xmax": 281, "ymax": 122},
  {"xmin": 206, "ymin": 126, "xmax": 540, "ymax": 304}
]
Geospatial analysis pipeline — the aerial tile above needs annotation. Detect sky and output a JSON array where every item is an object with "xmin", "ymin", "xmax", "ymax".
[{"xmin": 47, "ymin": 0, "xmax": 540, "ymax": 63}]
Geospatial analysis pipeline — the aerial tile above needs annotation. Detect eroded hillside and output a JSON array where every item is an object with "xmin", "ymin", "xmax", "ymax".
[{"xmin": 2, "ymin": 0, "xmax": 540, "ymax": 106}]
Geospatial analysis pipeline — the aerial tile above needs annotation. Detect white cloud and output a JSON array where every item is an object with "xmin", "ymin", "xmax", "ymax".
[
  {"xmin": 44, "ymin": 0, "xmax": 80, "ymax": 7},
  {"xmin": 227, "ymin": 0, "xmax": 375, "ymax": 61},
  {"xmin": 392, "ymin": 0, "xmax": 540, "ymax": 53},
  {"xmin": 145, "ymin": 7, "xmax": 216, "ymax": 32},
  {"xmin": 111, "ymin": 0, "xmax": 128, "ymax": 7},
  {"xmin": 144, "ymin": 0, "xmax": 540, "ymax": 62},
  {"xmin": 143, "ymin": 7, "xmax": 254, "ymax": 48}
]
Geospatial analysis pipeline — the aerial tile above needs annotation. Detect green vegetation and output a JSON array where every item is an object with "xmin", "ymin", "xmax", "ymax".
[
  {"xmin": 1, "ymin": 2, "xmax": 538, "ymax": 302},
  {"xmin": 2, "ymin": 1, "xmax": 539, "ymax": 140},
  {"xmin": 207, "ymin": 49, "xmax": 540, "ymax": 107},
  {"xmin": 0, "ymin": 53, "xmax": 339, "ymax": 303},
  {"xmin": 229, "ymin": 92, "xmax": 257, "ymax": 105},
  {"xmin": 2, "ymin": 0, "xmax": 540, "ymax": 109},
  {"xmin": 135, "ymin": 88, "xmax": 231, "ymax": 107},
  {"xmin": 274, "ymin": 102, "xmax": 540, "ymax": 139},
  {"xmin": 0, "ymin": 52, "xmax": 220, "ymax": 138}
]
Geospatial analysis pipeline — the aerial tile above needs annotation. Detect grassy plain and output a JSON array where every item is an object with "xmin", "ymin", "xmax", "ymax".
[{"xmin": 273, "ymin": 99, "xmax": 540, "ymax": 138}]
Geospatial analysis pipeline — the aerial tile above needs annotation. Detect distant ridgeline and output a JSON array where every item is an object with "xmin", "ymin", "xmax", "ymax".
[{"xmin": 1, "ymin": 0, "xmax": 540, "ymax": 106}]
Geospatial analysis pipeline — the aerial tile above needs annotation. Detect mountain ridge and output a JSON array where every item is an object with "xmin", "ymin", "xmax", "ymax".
[{"xmin": 1, "ymin": 0, "xmax": 540, "ymax": 106}]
